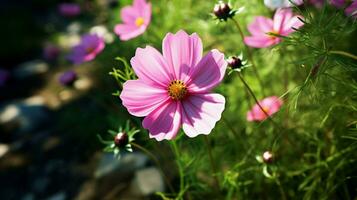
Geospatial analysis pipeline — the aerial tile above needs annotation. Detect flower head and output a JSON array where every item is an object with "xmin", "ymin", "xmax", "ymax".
[
  {"xmin": 67, "ymin": 34, "xmax": 105, "ymax": 64},
  {"xmin": 58, "ymin": 3, "xmax": 81, "ymax": 17},
  {"xmin": 213, "ymin": 1, "xmax": 232, "ymax": 21},
  {"xmin": 247, "ymin": 96, "xmax": 283, "ymax": 121},
  {"xmin": 120, "ymin": 30, "xmax": 227, "ymax": 141},
  {"xmin": 59, "ymin": 70, "xmax": 77, "ymax": 86},
  {"xmin": 331, "ymin": 0, "xmax": 357, "ymax": 18},
  {"xmin": 244, "ymin": 8, "xmax": 304, "ymax": 48},
  {"xmin": 264, "ymin": 0, "xmax": 303, "ymax": 10},
  {"xmin": 114, "ymin": 0, "xmax": 151, "ymax": 41}
]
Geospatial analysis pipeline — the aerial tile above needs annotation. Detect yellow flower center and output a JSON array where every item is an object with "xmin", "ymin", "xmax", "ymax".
[
  {"xmin": 262, "ymin": 106, "xmax": 270, "ymax": 113},
  {"xmin": 267, "ymin": 31, "xmax": 279, "ymax": 39},
  {"xmin": 135, "ymin": 17, "xmax": 145, "ymax": 27},
  {"xmin": 168, "ymin": 80, "xmax": 187, "ymax": 101}
]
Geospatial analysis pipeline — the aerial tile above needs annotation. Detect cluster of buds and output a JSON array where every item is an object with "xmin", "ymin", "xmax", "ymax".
[{"xmin": 98, "ymin": 121, "xmax": 139, "ymax": 159}]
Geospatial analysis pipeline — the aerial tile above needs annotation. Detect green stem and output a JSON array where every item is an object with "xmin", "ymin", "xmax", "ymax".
[
  {"xmin": 231, "ymin": 18, "xmax": 265, "ymax": 96},
  {"xmin": 171, "ymin": 141, "xmax": 185, "ymax": 194},
  {"xmin": 203, "ymin": 136, "xmax": 220, "ymax": 189},
  {"xmin": 329, "ymin": 50, "xmax": 357, "ymax": 60},
  {"xmin": 237, "ymin": 72, "xmax": 278, "ymax": 125},
  {"xmin": 275, "ymin": 179, "xmax": 287, "ymax": 200},
  {"xmin": 131, "ymin": 142, "xmax": 175, "ymax": 193}
]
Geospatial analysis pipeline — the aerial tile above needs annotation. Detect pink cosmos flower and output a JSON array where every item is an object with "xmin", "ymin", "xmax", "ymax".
[
  {"xmin": 244, "ymin": 8, "xmax": 304, "ymax": 48},
  {"xmin": 114, "ymin": 0, "xmax": 151, "ymax": 41},
  {"xmin": 331, "ymin": 0, "xmax": 357, "ymax": 18},
  {"xmin": 120, "ymin": 30, "xmax": 227, "ymax": 141},
  {"xmin": 58, "ymin": 3, "xmax": 81, "ymax": 17},
  {"xmin": 247, "ymin": 96, "xmax": 283, "ymax": 122},
  {"xmin": 67, "ymin": 34, "xmax": 105, "ymax": 64}
]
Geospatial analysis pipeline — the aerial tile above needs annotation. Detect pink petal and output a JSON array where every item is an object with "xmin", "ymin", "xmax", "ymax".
[
  {"xmin": 120, "ymin": 80, "xmax": 169, "ymax": 117},
  {"xmin": 121, "ymin": 6, "xmax": 140, "ymax": 24},
  {"xmin": 281, "ymin": 15, "xmax": 304, "ymax": 35},
  {"xmin": 244, "ymin": 36, "xmax": 280, "ymax": 48},
  {"xmin": 246, "ymin": 96, "xmax": 283, "ymax": 121},
  {"xmin": 162, "ymin": 30, "xmax": 203, "ymax": 80},
  {"xmin": 273, "ymin": 8, "xmax": 293, "ymax": 33},
  {"xmin": 186, "ymin": 49, "xmax": 227, "ymax": 93},
  {"xmin": 248, "ymin": 16, "xmax": 274, "ymax": 36},
  {"xmin": 133, "ymin": 0, "xmax": 151, "ymax": 21},
  {"xmin": 143, "ymin": 101, "xmax": 181, "ymax": 141},
  {"xmin": 114, "ymin": 24, "xmax": 147, "ymax": 41},
  {"xmin": 130, "ymin": 46, "xmax": 172, "ymax": 87},
  {"xmin": 181, "ymin": 93, "xmax": 225, "ymax": 138}
]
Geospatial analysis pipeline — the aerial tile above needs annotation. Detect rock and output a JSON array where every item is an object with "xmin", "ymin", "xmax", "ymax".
[
  {"xmin": 95, "ymin": 152, "xmax": 148, "ymax": 178},
  {"xmin": 13, "ymin": 60, "xmax": 48, "ymax": 79},
  {"xmin": 0, "ymin": 144, "xmax": 9, "ymax": 158},
  {"xmin": 0, "ymin": 96, "xmax": 51, "ymax": 135},
  {"xmin": 46, "ymin": 192, "xmax": 66, "ymax": 200},
  {"xmin": 131, "ymin": 167, "xmax": 165, "ymax": 196}
]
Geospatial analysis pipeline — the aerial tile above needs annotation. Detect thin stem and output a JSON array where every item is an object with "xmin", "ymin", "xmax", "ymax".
[
  {"xmin": 237, "ymin": 72, "xmax": 278, "ymax": 126},
  {"xmin": 203, "ymin": 135, "xmax": 220, "ymax": 189},
  {"xmin": 330, "ymin": 50, "xmax": 357, "ymax": 60},
  {"xmin": 231, "ymin": 18, "xmax": 265, "ymax": 96},
  {"xmin": 131, "ymin": 142, "xmax": 175, "ymax": 193},
  {"xmin": 276, "ymin": 179, "xmax": 287, "ymax": 200},
  {"xmin": 171, "ymin": 141, "xmax": 185, "ymax": 193}
]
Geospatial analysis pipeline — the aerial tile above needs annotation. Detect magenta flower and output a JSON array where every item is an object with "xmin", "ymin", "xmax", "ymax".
[
  {"xmin": 247, "ymin": 96, "xmax": 283, "ymax": 122},
  {"xmin": 114, "ymin": 0, "xmax": 151, "ymax": 41},
  {"xmin": 244, "ymin": 8, "xmax": 304, "ymax": 48},
  {"xmin": 58, "ymin": 3, "xmax": 81, "ymax": 17},
  {"xmin": 67, "ymin": 34, "xmax": 105, "ymax": 64},
  {"xmin": 120, "ymin": 30, "xmax": 227, "ymax": 141},
  {"xmin": 345, "ymin": 1, "xmax": 357, "ymax": 18},
  {"xmin": 331, "ymin": 0, "xmax": 357, "ymax": 18}
]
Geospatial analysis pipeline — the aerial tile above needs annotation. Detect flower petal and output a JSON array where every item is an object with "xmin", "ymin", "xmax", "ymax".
[
  {"xmin": 120, "ymin": 80, "xmax": 169, "ymax": 117},
  {"xmin": 273, "ymin": 8, "xmax": 293, "ymax": 33},
  {"xmin": 114, "ymin": 24, "xmax": 147, "ymax": 41},
  {"xmin": 248, "ymin": 16, "xmax": 274, "ymax": 36},
  {"xmin": 244, "ymin": 36, "xmax": 280, "ymax": 48},
  {"xmin": 182, "ymin": 93, "xmax": 225, "ymax": 138},
  {"xmin": 186, "ymin": 49, "xmax": 227, "ymax": 93},
  {"xmin": 281, "ymin": 15, "xmax": 304, "ymax": 35},
  {"xmin": 143, "ymin": 101, "xmax": 181, "ymax": 141},
  {"xmin": 133, "ymin": 0, "xmax": 152, "ymax": 20},
  {"xmin": 130, "ymin": 45, "xmax": 172, "ymax": 87},
  {"xmin": 120, "ymin": 6, "xmax": 140, "ymax": 24},
  {"xmin": 162, "ymin": 30, "xmax": 203, "ymax": 80}
]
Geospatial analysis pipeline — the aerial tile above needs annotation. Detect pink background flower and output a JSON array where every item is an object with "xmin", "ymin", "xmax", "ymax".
[
  {"xmin": 345, "ymin": 1, "xmax": 357, "ymax": 18},
  {"xmin": 247, "ymin": 96, "xmax": 283, "ymax": 122},
  {"xmin": 120, "ymin": 30, "xmax": 227, "ymax": 141},
  {"xmin": 114, "ymin": 0, "xmax": 151, "ymax": 41},
  {"xmin": 58, "ymin": 3, "xmax": 81, "ymax": 17},
  {"xmin": 244, "ymin": 8, "xmax": 304, "ymax": 48},
  {"xmin": 264, "ymin": 0, "xmax": 303, "ymax": 10},
  {"xmin": 67, "ymin": 34, "xmax": 105, "ymax": 64}
]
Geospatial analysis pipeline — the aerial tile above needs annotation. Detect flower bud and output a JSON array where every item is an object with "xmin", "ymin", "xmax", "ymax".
[
  {"xmin": 59, "ymin": 70, "xmax": 77, "ymax": 86},
  {"xmin": 213, "ymin": 1, "xmax": 232, "ymax": 21},
  {"xmin": 227, "ymin": 56, "xmax": 243, "ymax": 69},
  {"xmin": 263, "ymin": 151, "xmax": 274, "ymax": 164},
  {"xmin": 114, "ymin": 132, "xmax": 129, "ymax": 148}
]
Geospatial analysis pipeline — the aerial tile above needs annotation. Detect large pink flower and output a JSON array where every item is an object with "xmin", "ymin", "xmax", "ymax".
[
  {"xmin": 67, "ymin": 34, "xmax": 105, "ymax": 64},
  {"xmin": 244, "ymin": 8, "xmax": 304, "ymax": 48},
  {"xmin": 120, "ymin": 30, "xmax": 227, "ymax": 141},
  {"xmin": 114, "ymin": 0, "xmax": 151, "ymax": 41},
  {"xmin": 247, "ymin": 96, "xmax": 283, "ymax": 122}
]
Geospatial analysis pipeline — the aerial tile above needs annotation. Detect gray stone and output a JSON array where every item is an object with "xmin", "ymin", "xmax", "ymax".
[
  {"xmin": 14, "ymin": 60, "xmax": 48, "ymax": 79},
  {"xmin": 95, "ymin": 152, "xmax": 148, "ymax": 178},
  {"xmin": 131, "ymin": 167, "xmax": 165, "ymax": 196},
  {"xmin": 0, "ymin": 96, "xmax": 50, "ymax": 134}
]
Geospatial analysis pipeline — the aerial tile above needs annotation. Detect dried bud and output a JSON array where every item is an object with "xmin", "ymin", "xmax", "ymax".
[
  {"xmin": 263, "ymin": 151, "xmax": 274, "ymax": 164},
  {"xmin": 227, "ymin": 56, "xmax": 243, "ymax": 69},
  {"xmin": 114, "ymin": 132, "xmax": 129, "ymax": 148},
  {"xmin": 213, "ymin": 1, "xmax": 232, "ymax": 21}
]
